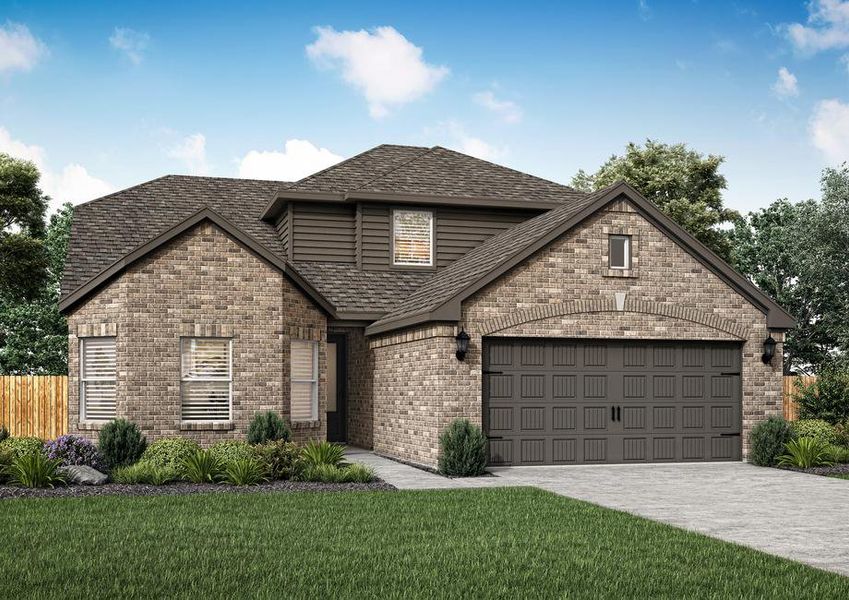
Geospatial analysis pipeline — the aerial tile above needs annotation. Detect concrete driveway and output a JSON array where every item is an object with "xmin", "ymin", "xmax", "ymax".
[{"xmin": 349, "ymin": 449, "xmax": 849, "ymax": 576}]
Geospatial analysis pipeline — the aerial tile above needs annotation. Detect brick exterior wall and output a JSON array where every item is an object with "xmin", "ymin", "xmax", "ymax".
[
  {"xmin": 329, "ymin": 326, "xmax": 374, "ymax": 449},
  {"xmin": 369, "ymin": 199, "xmax": 784, "ymax": 468},
  {"xmin": 67, "ymin": 222, "xmax": 327, "ymax": 446}
]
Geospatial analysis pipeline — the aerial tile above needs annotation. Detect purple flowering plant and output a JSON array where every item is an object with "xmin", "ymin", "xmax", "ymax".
[{"xmin": 43, "ymin": 435, "xmax": 105, "ymax": 471}]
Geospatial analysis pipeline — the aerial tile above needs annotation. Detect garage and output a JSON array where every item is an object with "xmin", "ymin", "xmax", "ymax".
[{"xmin": 483, "ymin": 338, "xmax": 742, "ymax": 465}]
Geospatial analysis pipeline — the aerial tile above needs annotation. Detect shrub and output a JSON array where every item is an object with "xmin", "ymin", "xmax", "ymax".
[
  {"xmin": 794, "ymin": 367, "xmax": 849, "ymax": 424},
  {"xmin": 299, "ymin": 463, "xmax": 346, "ymax": 483},
  {"xmin": 6, "ymin": 453, "xmax": 66, "ymax": 488},
  {"xmin": 252, "ymin": 440, "xmax": 302, "ymax": 480},
  {"xmin": 341, "ymin": 463, "xmax": 376, "ymax": 483},
  {"xmin": 827, "ymin": 444, "xmax": 849, "ymax": 464},
  {"xmin": 222, "ymin": 457, "xmax": 267, "ymax": 486},
  {"xmin": 43, "ymin": 435, "xmax": 105, "ymax": 471},
  {"xmin": 141, "ymin": 438, "xmax": 201, "ymax": 473},
  {"xmin": 246, "ymin": 411, "xmax": 291, "ymax": 445},
  {"xmin": 0, "ymin": 426, "xmax": 8, "ymax": 443},
  {"xmin": 98, "ymin": 419, "xmax": 147, "ymax": 468},
  {"xmin": 112, "ymin": 462, "xmax": 177, "ymax": 485},
  {"xmin": 438, "ymin": 418, "xmax": 488, "ymax": 477},
  {"xmin": 209, "ymin": 440, "xmax": 254, "ymax": 465},
  {"xmin": 790, "ymin": 419, "xmax": 837, "ymax": 446},
  {"xmin": 748, "ymin": 417, "xmax": 794, "ymax": 467},
  {"xmin": 0, "ymin": 448, "xmax": 13, "ymax": 483},
  {"xmin": 0, "ymin": 436, "xmax": 45, "ymax": 459},
  {"xmin": 300, "ymin": 440, "xmax": 345, "ymax": 468},
  {"xmin": 778, "ymin": 437, "xmax": 835, "ymax": 469},
  {"xmin": 833, "ymin": 421, "xmax": 849, "ymax": 447},
  {"xmin": 181, "ymin": 449, "xmax": 223, "ymax": 484}
]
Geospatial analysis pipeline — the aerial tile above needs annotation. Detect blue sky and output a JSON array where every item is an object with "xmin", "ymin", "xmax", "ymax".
[{"xmin": 2, "ymin": 0, "xmax": 849, "ymax": 214}]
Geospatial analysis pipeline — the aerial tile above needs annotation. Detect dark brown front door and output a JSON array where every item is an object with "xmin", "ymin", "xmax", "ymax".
[
  {"xmin": 326, "ymin": 334, "xmax": 347, "ymax": 443},
  {"xmin": 483, "ymin": 338, "xmax": 742, "ymax": 465}
]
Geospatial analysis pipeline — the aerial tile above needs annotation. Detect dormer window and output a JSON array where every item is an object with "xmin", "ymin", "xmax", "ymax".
[
  {"xmin": 609, "ymin": 235, "xmax": 631, "ymax": 270},
  {"xmin": 393, "ymin": 209, "xmax": 433, "ymax": 267}
]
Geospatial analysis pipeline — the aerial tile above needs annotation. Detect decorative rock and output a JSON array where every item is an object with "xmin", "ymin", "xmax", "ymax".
[{"xmin": 59, "ymin": 465, "xmax": 108, "ymax": 486}]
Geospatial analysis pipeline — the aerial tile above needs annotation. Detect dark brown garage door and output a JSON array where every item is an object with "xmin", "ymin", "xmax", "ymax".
[{"xmin": 483, "ymin": 338, "xmax": 742, "ymax": 465}]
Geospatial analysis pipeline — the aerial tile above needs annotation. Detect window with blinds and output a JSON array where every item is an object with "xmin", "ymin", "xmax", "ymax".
[
  {"xmin": 181, "ymin": 338, "xmax": 232, "ymax": 422},
  {"xmin": 393, "ymin": 209, "xmax": 433, "ymax": 266},
  {"xmin": 81, "ymin": 337, "xmax": 116, "ymax": 421},
  {"xmin": 291, "ymin": 340, "xmax": 318, "ymax": 421}
]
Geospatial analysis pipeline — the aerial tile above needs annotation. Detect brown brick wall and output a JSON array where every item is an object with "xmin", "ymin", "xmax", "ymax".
[
  {"xmin": 370, "ymin": 200, "xmax": 783, "ymax": 467},
  {"xmin": 67, "ymin": 222, "xmax": 327, "ymax": 446}
]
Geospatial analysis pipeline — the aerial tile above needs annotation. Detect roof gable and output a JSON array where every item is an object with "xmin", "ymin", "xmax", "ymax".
[{"xmin": 366, "ymin": 182, "xmax": 795, "ymax": 335}]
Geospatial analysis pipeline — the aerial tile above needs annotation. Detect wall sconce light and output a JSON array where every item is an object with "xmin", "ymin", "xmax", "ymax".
[
  {"xmin": 455, "ymin": 328, "xmax": 470, "ymax": 361},
  {"xmin": 761, "ymin": 335, "xmax": 777, "ymax": 365}
]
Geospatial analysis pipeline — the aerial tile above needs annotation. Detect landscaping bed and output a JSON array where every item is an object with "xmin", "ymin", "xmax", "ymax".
[
  {"xmin": 781, "ymin": 463, "xmax": 849, "ymax": 478},
  {"xmin": 0, "ymin": 478, "xmax": 393, "ymax": 500}
]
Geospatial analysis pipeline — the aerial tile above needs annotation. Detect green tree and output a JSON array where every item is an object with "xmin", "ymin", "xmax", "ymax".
[
  {"xmin": 0, "ymin": 160, "xmax": 72, "ymax": 375},
  {"xmin": 572, "ymin": 140, "xmax": 738, "ymax": 260},
  {"xmin": 0, "ymin": 153, "xmax": 49, "ymax": 302}
]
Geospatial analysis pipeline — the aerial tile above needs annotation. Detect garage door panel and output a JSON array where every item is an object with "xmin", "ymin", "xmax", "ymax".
[{"xmin": 484, "ymin": 338, "xmax": 742, "ymax": 466}]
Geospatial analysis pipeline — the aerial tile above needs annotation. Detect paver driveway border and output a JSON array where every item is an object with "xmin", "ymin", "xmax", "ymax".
[{"xmin": 348, "ymin": 448, "xmax": 849, "ymax": 576}]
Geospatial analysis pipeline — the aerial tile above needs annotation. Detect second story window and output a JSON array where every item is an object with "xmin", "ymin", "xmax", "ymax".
[
  {"xmin": 609, "ymin": 235, "xmax": 631, "ymax": 269},
  {"xmin": 393, "ymin": 209, "xmax": 433, "ymax": 266}
]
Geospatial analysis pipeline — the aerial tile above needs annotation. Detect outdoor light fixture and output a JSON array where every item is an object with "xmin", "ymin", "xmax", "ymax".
[
  {"xmin": 761, "ymin": 335, "xmax": 777, "ymax": 365},
  {"xmin": 455, "ymin": 328, "xmax": 470, "ymax": 361}
]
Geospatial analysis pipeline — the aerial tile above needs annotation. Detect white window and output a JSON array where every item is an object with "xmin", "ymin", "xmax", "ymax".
[
  {"xmin": 81, "ymin": 337, "xmax": 117, "ymax": 421},
  {"xmin": 291, "ymin": 340, "xmax": 318, "ymax": 421},
  {"xmin": 181, "ymin": 338, "xmax": 232, "ymax": 422},
  {"xmin": 393, "ymin": 209, "xmax": 433, "ymax": 266},
  {"xmin": 609, "ymin": 235, "xmax": 631, "ymax": 269}
]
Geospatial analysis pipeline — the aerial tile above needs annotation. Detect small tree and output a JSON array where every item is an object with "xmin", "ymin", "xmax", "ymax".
[
  {"xmin": 246, "ymin": 411, "xmax": 290, "ymax": 445},
  {"xmin": 794, "ymin": 366, "xmax": 849, "ymax": 425},
  {"xmin": 98, "ymin": 419, "xmax": 147, "ymax": 468}
]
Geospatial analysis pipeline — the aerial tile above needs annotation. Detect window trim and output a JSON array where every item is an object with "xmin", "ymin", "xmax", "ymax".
[
  {"xmin": 180, "ymin": 337, "xmax": 233, "ymax": 423},
  {"xmin": 80, "ymin": 336, "xmax": 117, "ymax": 422},
  {"xmin": 290, "ymin": 340, "xmax": 319, "ymax": 422},
  {"xmin": 391, "ymin": 208, "xmax": 435, "ymax": 268},
  {"xmin": 608, "ymin": 234, "xmax": 631, "ymax": 270}
]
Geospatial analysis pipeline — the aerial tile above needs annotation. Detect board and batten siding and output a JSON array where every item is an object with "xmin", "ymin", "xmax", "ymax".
[
  {"xmin": 359, "ymin": 203, "xmax": 542, "ymax": 270},
  {"xmin": 274, "ymin": 210, "xmax": 290, "ymax": 260},
  {"xmin": 291, "ymin": 202, "xmax": 356, "ymax": 263}
]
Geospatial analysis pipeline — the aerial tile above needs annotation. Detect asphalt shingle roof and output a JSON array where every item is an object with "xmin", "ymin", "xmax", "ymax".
[
  {"xmin": 371, "ymin": 186, "xmax": 613, "ymax": 328},
  {"xmin": 62, "ymin": 176, "xmax": 286, "ymax": 300}
]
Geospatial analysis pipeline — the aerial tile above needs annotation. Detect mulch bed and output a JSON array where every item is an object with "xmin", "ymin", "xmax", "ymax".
[
  {"xmin": 0, "ymin": 479, "xmax": 395, "ymax": 500},
  {"xmin": 781, "ymin": 463, "xmax": 849, "ymax": 477}
]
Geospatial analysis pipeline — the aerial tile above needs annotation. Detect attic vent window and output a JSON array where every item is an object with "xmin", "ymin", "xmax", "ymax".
[{"xmin": 393, "ymin": 209, "xmax": 433, "ymax": 267}]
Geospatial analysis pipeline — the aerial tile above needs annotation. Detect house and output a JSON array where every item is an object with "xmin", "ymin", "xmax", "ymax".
[{"xmin": 59, "ymin": 144, "xmax": 794, "ymax": 468}]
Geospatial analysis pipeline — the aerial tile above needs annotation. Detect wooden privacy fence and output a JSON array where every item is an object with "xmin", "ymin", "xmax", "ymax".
[
  {"xmin": 782, "ymin": 375, "xmax": 816, "ymax": 421},
  {"xmin": 0, "ymin": 376, "xmax": 68, "ymax": 439}
]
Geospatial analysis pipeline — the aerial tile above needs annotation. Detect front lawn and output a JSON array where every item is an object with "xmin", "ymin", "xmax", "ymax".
[{"xmin": 2, "ymin": 487, "xmax": 847, "ymax": 598}]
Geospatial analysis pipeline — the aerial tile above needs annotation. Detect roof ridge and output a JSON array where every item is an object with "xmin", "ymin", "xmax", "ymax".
[
  {"xmin": 430, "ymin": 146, "xmax": 582, "ymax": 194},
  {"xmin": 352, "ymin": 145, "xmax": 436, "ymax": 191},
  {"xmin": 282, "ymin": 143, "xmax": 428, "ymax": 190}
]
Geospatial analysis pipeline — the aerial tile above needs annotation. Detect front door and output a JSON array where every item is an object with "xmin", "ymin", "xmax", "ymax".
[{"xmin": 326, "ymin": 334, "xmax": 347, "ymax": 443}]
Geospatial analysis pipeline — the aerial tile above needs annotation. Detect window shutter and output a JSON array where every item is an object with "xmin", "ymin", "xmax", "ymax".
[
  {"xmin": 393, "ymin": 210, "xmax": 433, "ymax": 266},
  {"xmin": 81, "ymin": 337, "xmax": 116, "ymax": 420},
  {"xmin": 291, "ymin": 340, "xmax": 317, "ymax": 421},
  {"xmin": 181, "ymin": 338, "xmax": 231, "ymax": 421}
]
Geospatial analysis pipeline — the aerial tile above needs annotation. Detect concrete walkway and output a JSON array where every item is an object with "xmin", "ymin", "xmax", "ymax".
[{"xmin": 347, "ymin": 448, "xmax": 849, "ymax": 576}]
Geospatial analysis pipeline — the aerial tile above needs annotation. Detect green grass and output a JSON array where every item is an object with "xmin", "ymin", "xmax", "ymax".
[
  {"xmin": 830, "ymin": 473, "xmax": 849, "ymax": 480},
  {"xmin": 1, "ymin": 487, "xmax": 847, "ymax": 598}
]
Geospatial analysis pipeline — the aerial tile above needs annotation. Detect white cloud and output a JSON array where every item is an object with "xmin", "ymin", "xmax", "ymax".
[
  {"xmin": 237, "ymin": 139, "xmax": 343, "ymax": 181},
  {"xmin": 783, "ymin": 0, "xmax": 849, "ymax": 54},
  {"xmin": 306, "ymin": 26, "xmax": 449, "ymax": 118},
  {"xmin": 638, "ymin": 0, "xmax": 652, "ymax": 21},
  {"xmin": 0, "ymin": 22, "xmax": 47, "ymax": 74},
  {"xmin": 430, "ymin": 121, "xmax": 506, "ymax": 162},
  {"xmin": 810, "ymin": 98, "xmax": 849, "ymax": 163},
  {"xmin": 166, "ymin": 133, "xmax": 209, "ymax": 175},
  {"xmin": 472, "ymin": 90, "xmax": 523, "ymax": 124},
  {"xmin": 772, "ymin": 67, "xmax": 799, "ymax": 97},
  {"xmin": 0, "ymin": 127, "xmax": 113, "ymax": 212},
  {"xmin": 109, "ymin": 27, "xmax": 150, "ymax": 64}
]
